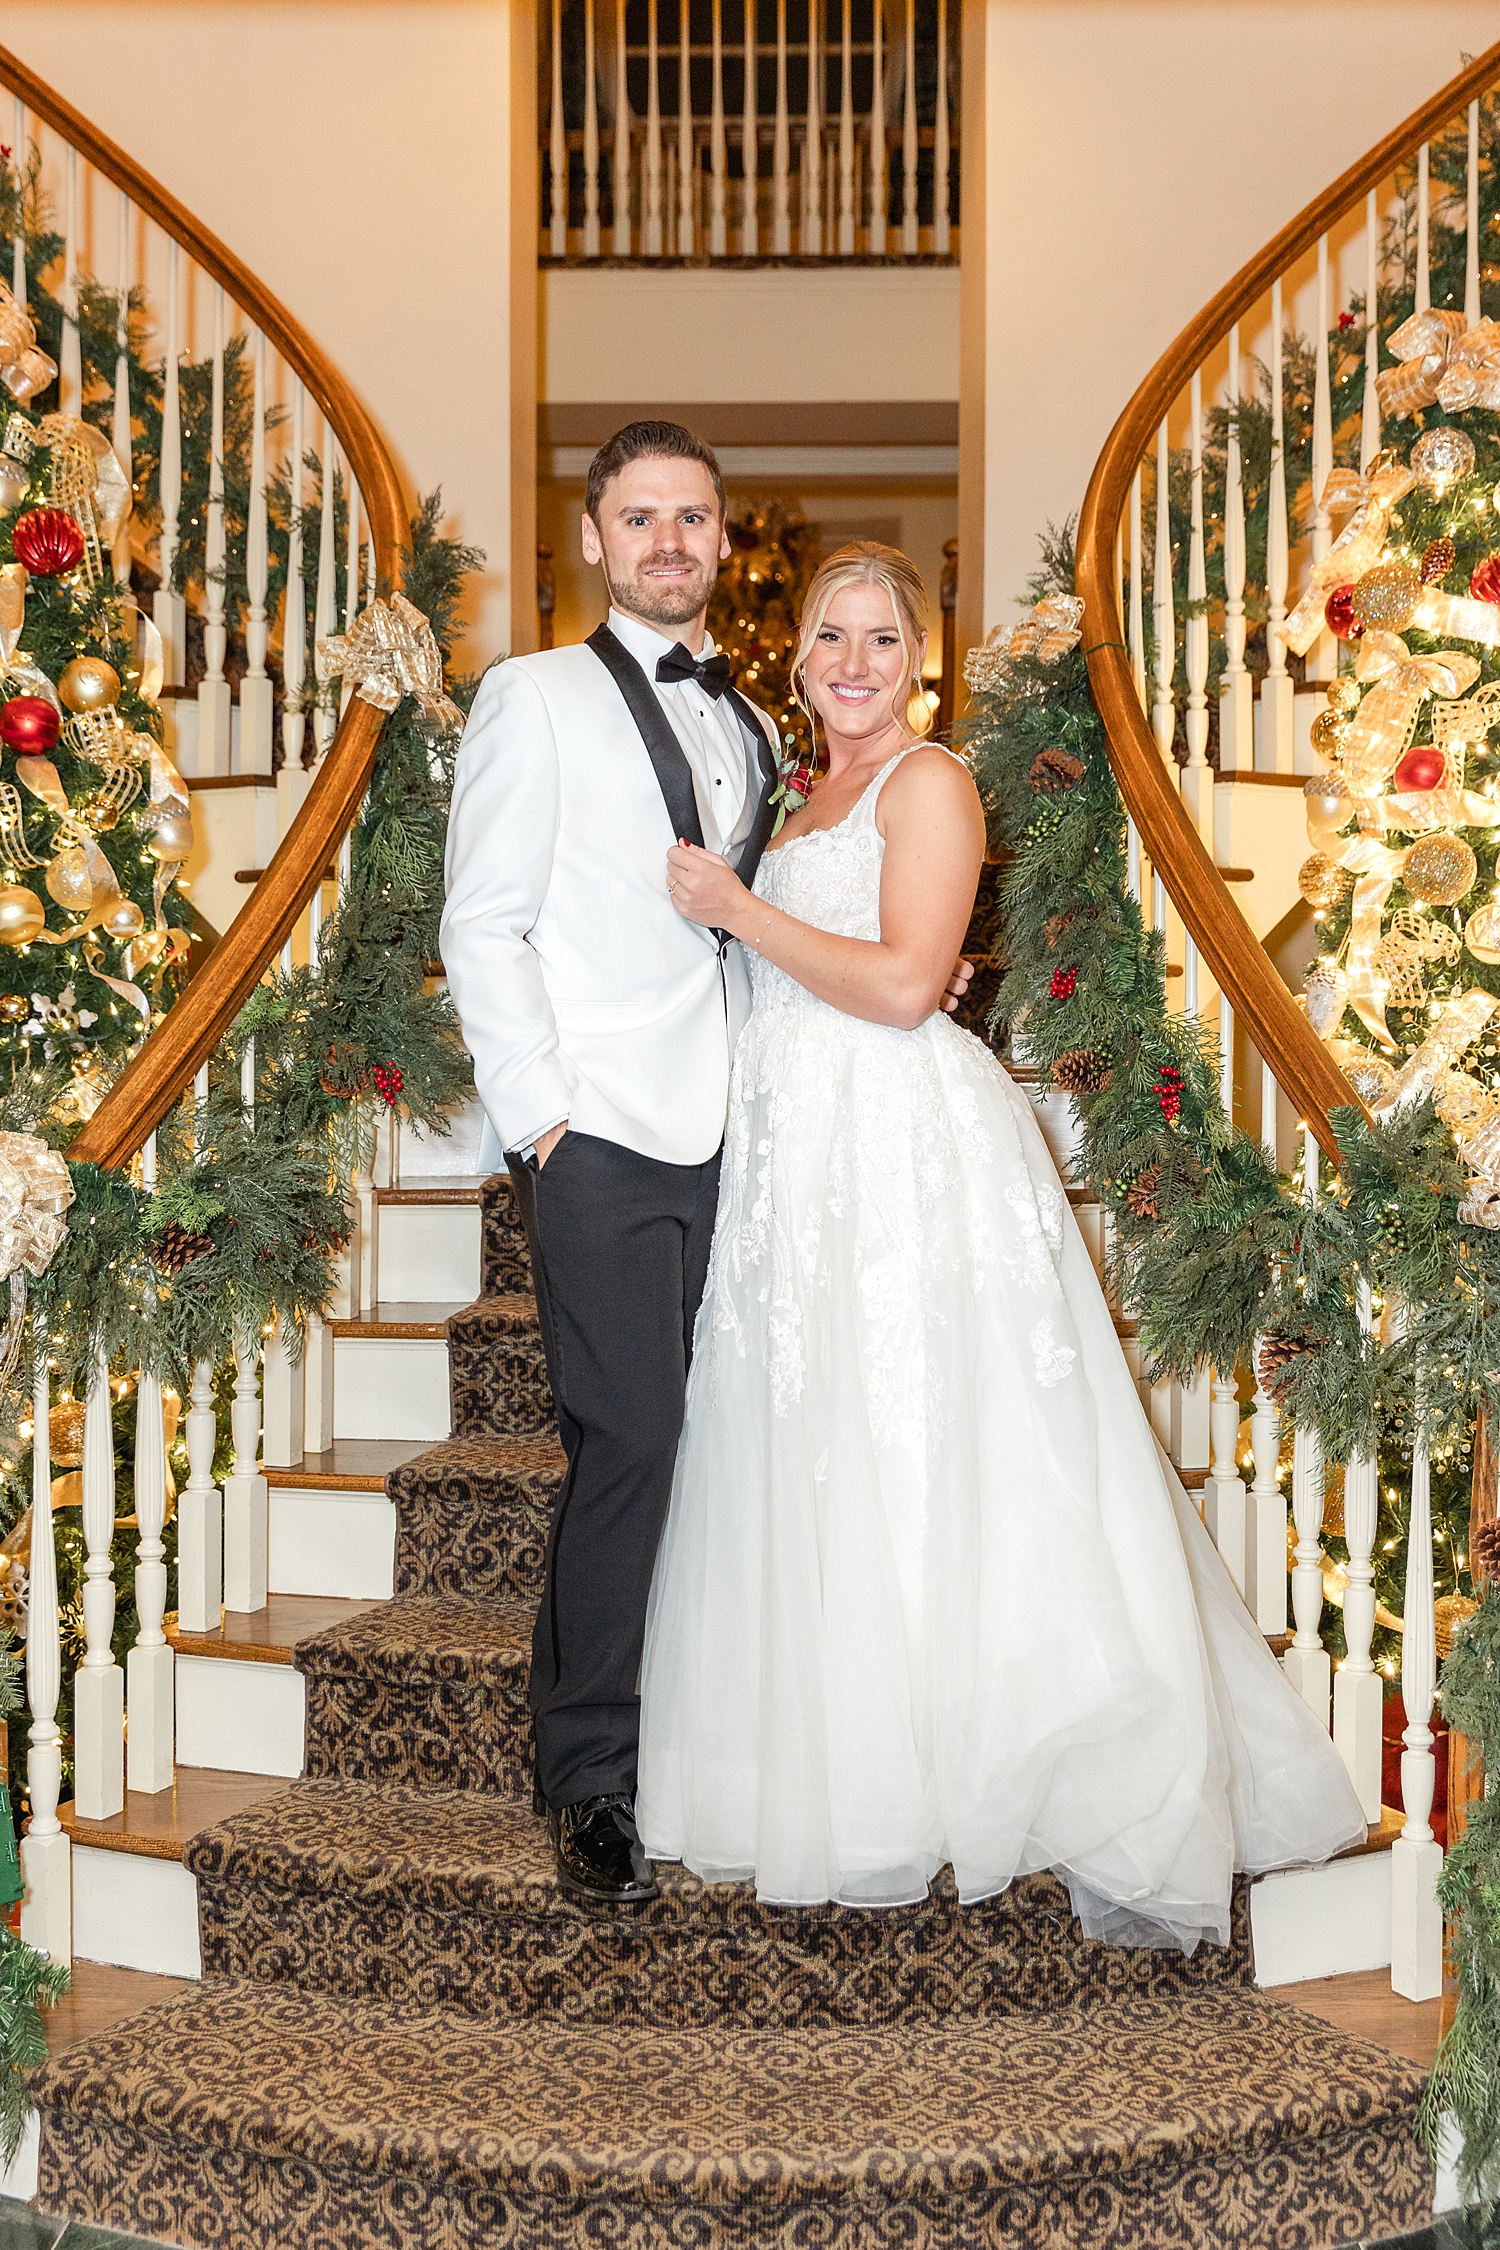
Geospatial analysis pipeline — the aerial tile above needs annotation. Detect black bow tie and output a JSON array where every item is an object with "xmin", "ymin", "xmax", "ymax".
[{"xmin": 656, "ymin": 645, "xmax": 732, "ymax": 699}]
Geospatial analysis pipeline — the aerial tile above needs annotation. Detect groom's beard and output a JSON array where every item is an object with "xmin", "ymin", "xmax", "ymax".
[{"xmin": 605, "ymin": 548, "xmax": 718, "ymax": 630}]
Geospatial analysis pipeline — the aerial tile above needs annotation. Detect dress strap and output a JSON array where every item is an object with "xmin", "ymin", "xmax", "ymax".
[{"xmin": 848, "ymin": 742, "xmax": 943, "ymax": 827}]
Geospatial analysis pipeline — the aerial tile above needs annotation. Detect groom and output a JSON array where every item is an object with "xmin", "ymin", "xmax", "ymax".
[{"xmin": 442, "ymin": 422, "xmax": 967, "ymax": 1906}]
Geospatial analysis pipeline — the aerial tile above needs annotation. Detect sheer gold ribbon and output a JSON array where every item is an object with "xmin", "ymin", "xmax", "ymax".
[
  {"xmin": 315, "ymin": 593, "xmax": 462, "ymax": 729},
  {"xmin": 1285, "ymin": 458, "xmax": 1418, "ymax": 656}
]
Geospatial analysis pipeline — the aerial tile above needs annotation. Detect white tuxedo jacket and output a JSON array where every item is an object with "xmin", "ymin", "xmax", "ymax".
[{"xmin": 441, "ymin": 638, "xmax": 780, "ymax": 1168}]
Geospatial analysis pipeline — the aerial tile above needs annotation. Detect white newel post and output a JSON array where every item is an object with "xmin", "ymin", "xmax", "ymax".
[
  {"xmin": 222, "ymin": 1335, "xmax": 268, "ymax": 1615},
  {"xmin": 1203, "ymin": 1367, "xmax": 1247, "ymax": 1597},
  {"xmin": 240, "ymin": 326, "xmax": 274, "ymax": 774},
  {"xmin": 73, "ymin": 1347, "xmax": 124, "ymax": 1821},
  {"xmin": 177, "ymin": 1356, "xmax": 222, "ymax": 1635},
  {"xmin": 126, "ymin": 1365, "xmax": 174, "ymax": 1795},
  {"xmin": 1245, "ymin": 1340, "xmax": 1289, "ymax": 1634},
  {"xmin": 1392, "ymin": 1418, "xmax": 1443, "ymax": 1999},
  {"xmin": 21, "ymin": 1330, "xmax": 68, "ymax": 1963},
  {"xmin": 1333, "ymin": 1282, "xmax": 1382, "ymax": 1818}
]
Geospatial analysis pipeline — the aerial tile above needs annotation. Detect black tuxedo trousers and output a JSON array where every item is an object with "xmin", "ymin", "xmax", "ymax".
[{"xmin": 508, "ymin": 1127, "xmax": 722, "ymax": 1807}]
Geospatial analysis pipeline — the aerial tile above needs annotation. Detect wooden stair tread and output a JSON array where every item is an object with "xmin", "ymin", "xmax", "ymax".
[
  {"xmin": 61, "ymin": 1769, "xmax": 294, "ymax": 1863},
  {"xmin": 329, "ymin": 1300, "xmax": 469, "ymax": 1338},
  {"xmin": 167, "ymin": 1593, "xmax": 388, "ymax": 1667},
  {"xmin": 265, "ymin": 1439, "xmax": 434, "ymax": 1491},
  {"xmin": 374, "ymin": 1176, "xmax": 491, "ymax": 1207}
]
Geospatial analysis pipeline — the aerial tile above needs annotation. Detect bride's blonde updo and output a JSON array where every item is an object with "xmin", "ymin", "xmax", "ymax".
[{"xmin": 791, "ymin": 542, "xmax": 934, "ymax": 744}]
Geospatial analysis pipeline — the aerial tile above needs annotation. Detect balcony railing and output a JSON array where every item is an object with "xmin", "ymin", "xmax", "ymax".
[{"xmin": 541, "ymin": 1, "xmax": 958, "ymax": 264}]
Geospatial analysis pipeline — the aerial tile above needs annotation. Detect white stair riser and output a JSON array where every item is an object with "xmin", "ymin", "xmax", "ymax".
[
  {"xmin": 0, "ymin": 2115, "xmax": 38, "ymax": 2202},
  {"xmin": 269, "ymin": 1486, "xmax": 397, "ymax": 1600},
  {"xmin": 333, "ymin": 1336, "xmax": 451, "ymax": 1441},
  {"xmin": 376, "ymin": 1203, "xmax": 481, "ymax": 1305},
  {"xmin": 72, "ymin": 1844, "xmax": 202, "ymax": 1979},
  {"xmin": 1250, "ymin": 1852, "xmax": 1392, "ymax": 1985},
  {"xmin": 175, "ymin": 1659, "xmax": 305, "ymax": 1777}
]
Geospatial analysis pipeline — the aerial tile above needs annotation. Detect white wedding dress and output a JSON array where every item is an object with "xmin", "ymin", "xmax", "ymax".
[{"xmin": 636, "ymin": 748, "xmax": 1366, "ymax": 1949}]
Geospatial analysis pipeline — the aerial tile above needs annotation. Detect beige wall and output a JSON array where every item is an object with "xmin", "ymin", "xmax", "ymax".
[{"xmin": 962, "ymin": 0, "xmax": 1500, "ymax": 654}]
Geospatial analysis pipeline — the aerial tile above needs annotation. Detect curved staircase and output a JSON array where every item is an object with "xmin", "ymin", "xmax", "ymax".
[{"xmin": 35, "ymin": 1181, "xmax": 1433, "ymax": 2246}]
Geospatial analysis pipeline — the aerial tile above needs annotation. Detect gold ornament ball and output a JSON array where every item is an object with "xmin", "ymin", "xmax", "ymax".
[
  {"xmin": 1326, "ymin": 678, "xmax": 1362, "ymax": 715},
  {"xmin": 1297, "ymin": 851, "xmax": 1351, "ymax": 910},
  {"xmin": 57, "ymin": 656, "xmax": 121, "ymax": 715},
  {"xmin": 1467, "ymin": 903, "xmax": 1500, "ymax": 964},
  {"xmin": 47, "ymin": 1398, "xmax": 86, "ymax": 1470},
  {"xmin": 1329, "ymin": 1041, "xmax": 1397, "ymax": 1105},
  {"xmin": 1413, "ymin": 425, "xmax": 1478, "ymax": 492},
  {"xmin": 1403, "ymin": 831, "xmax": 1479, "ymax": 907},
  {"xmin": 1305, "ymin": 960, "xmax": 1350, "ymax": 1037},
  {"xmin": 0, "ymin": 993, "xmax": 27, "ymax": 1022},
  {"xmin": 101, "ymin": 896, "xmax": 143, "ymax": 940},
  {"xmin": 1309, "ymin": 709, "xmax": 1349, "ymax": 758},
  {"xmin": 44, "ymin": 846, "xmax": 92, "ymax": 912},
  {"xmin": 147, "ymin": 813, "xmax": 194, "ymax": 862},
  {"xmin": 1350, "ymin": 561, "xmax": 1422, "ymax": 634},
  {"xmin": 0, "ymin": 883, "xmax": 45, "ymax": 947},
  {"xmin": 1434, "ymin": 1068, "xmax": 1496, "ymax": 1136}
]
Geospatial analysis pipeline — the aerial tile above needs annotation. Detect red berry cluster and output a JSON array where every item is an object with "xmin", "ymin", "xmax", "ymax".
[
  {"xmin": 372, "ymin": 1061, "xmax": 404, "ymax": 1109},
  {"xmin": 1155, "ymin": 1065, "xmax": 1184, "ymax": 1124},
  {"xmin": 1049, "ymin": 966, "xmax": 1077, "ymax": 1001}
]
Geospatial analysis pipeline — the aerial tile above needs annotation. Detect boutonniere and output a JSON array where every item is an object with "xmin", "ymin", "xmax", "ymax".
[{"xmin": 769, "ymin": 732, "xmax": 814, "ymax": 837}]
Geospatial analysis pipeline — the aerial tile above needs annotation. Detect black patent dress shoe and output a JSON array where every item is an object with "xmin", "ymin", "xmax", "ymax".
[{"xmin": 548, "ymin": 1792, "xmax": 659, "ymax": 1904}]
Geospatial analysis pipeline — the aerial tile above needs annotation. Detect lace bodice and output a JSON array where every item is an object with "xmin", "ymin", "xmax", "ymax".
[{"xmin": 747, "ymin": 750, "xmax": 905, "ymax": 1012}]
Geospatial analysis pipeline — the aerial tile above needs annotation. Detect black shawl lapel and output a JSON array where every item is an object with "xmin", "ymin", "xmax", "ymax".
[
  {"xmin": 725, "ymin": 685, "xmax": 780, "ymax": 896},
  {"xmin": 586, "ymin": 623, "xmax": 706, "ymax": 850}
]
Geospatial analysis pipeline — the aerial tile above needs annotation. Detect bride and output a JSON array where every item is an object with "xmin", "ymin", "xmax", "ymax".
[{"xmin": 636, "ymin": 541, "xmax": 1366, "ymax": 1949}]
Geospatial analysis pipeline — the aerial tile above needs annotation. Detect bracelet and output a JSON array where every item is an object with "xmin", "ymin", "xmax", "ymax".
[{"xmin": 751, "ymin": 910, "xmax": 774, "ymax": 951}]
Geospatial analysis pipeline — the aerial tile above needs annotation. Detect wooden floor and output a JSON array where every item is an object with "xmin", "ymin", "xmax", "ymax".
[{"xmin": 1271, "ymin": 1968, "xmax": 1449, "ymax": 2069}]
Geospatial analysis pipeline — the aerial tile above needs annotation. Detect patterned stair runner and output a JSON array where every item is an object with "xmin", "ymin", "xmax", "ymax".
[{"xmin": 31, "ymin": 1178, "xmax": 1435, "ymax": 2247}]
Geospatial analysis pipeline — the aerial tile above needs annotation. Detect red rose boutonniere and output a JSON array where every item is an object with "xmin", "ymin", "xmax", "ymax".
[{"xmin": 769, "ymin": 733, "xmax": 814, "ymax": 836}]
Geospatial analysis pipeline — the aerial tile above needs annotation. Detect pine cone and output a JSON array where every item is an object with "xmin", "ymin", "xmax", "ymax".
[
  {"xmin": 1125, "ymin": 1161, "xmax": 1162, "ymax": 1220},
  {"xmin": 1257, "ymin": 1328, "xmax": 1316, "ymax": 1403},
  {"xmin": 1473, "ymin": 1518, "xmax": 1500, "ymax": 1582},
  {"xmin": 152, "ymin": 1219, "xmax": 216, "ymax": 1276},
  {"xmin": 1044, "ymin": 910, "xmax": 1077, "ymax": 950},
  {"xmin": 1053, "ymin": 1046, "xmax": 1112, "ymax": 1096},
  {"xmin": 318, "ymin": 1041, "xmax": 368, "ymax": 1100},
  {"xmin": 1029, "ymin": 747, "xmax": 1087, "ymax": 796}
]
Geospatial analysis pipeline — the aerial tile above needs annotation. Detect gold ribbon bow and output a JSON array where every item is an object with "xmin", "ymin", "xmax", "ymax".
[
  {"xmin": 1284, "ymin": 457, "xmax": 1418, "ymax": 656},
  {"xmin": 0, "ymin": 1130, "xmax": 74, "ymax": 1379},
  {"xmin": 964, "ymin": 595, "xmax": 1085, "ymax": 694},
  {"xmin": 1375, "ymin": 309, "xmax": 1500, "ymax": 419},
  {"xmin": 315, "ymin": 594, "xmax": 461, "ymax": 730},
  {"xmin": 1339, "ymin": 631, "xmax": 1480, "ymax": 795}
]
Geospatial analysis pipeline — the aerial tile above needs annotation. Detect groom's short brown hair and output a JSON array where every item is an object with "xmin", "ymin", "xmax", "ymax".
[{"xmin": 585, "ymin": 421, "xmax": 726, "ymax": 525}]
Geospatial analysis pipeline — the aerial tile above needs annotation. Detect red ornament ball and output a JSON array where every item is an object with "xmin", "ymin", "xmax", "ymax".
[
  {"xmin": 1392, "ymin": 744, "xmax": 1447, "ymax": 793},
  {"xmin": 0, "ymin": 695, "xmax": 59, "ymax": 755},
  {"xmin": 1324, "ymin": 584, "xmax": 1363, "ymax": 641},
  {"xmin": 1049, "ymin": 966, "xmax": 1077, "ymax": 1001},
  {"xmin": 1471, "ymin": 554, "xmax": 1500, "ymax": 606},
  {"xmin": 11, "ymin": 506, "xmax": 84, "ymax": 578}
]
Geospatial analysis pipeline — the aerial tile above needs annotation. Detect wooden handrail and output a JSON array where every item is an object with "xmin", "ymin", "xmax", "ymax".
[
  {"xmin": 0, "ymin": 43, "xmax": 409, "ymax": 1171},
  {"xmin": 1075, "ymin": 40, "xmax": 1500, "ymax": 1162}
]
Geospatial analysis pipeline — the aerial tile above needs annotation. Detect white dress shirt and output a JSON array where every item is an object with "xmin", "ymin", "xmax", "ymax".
[{"xmin": 607, "ymin": 608, "xmax": 755, "ymax": 862}]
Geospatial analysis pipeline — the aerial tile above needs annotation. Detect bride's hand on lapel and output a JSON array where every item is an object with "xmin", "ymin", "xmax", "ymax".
[{"xmin": 665, "ymin": 840, "xmax": 745, "ymax": 928}]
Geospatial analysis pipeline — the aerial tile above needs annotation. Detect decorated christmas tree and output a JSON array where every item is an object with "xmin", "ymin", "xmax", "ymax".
[{"xmin": 707, "ymin": 497, "xmax": 820, "ymax": 765}]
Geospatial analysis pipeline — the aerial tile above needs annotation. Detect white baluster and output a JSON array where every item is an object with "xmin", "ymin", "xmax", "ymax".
[
  {"xmin": 1306, "ymin": 235, "xmax": 1335, "ymax": 688},
  {"xmin": 239, "ymin": 326, "xmax": 273, "ymax": 776},
  {"xmin": 154, "ymin": 238, "xmax": 185, "ymax": 689},
  {"xmin": 10, "ymin": 100, "xmax": 24, "ymax": 305},
  {"xmin": 1392, "ymin": 1408, "xmax": 1443, "ymax": 1999},
  {"xmin": 342, "ymin": 474, "xmax": 361, "ymax": 718},
  {"xmin": 933, "ymin": 0, "xmax": 950, "ymax": 255},
  {"xmin": 646, "ymin": 0, "xmax": 665, "ymax": 254},
  {"xmin": 1465, "ymin": 101, "xmax": 1481, "ymax": 326},
  {"xmin": 1219, "ymin": 992, "xmax": 1234, "ymax": 1123},
  {"xmin": 739, "ymin": 0, "xmax": 758, "ymax": 252},
  {"xmin": 1219, "ymin": 324, "xmax": 1251, "ymax": 769},
  {"xmin": 1183, "ymin": 369, "xmax": 1210, "ymax": 839},
  {"xmin": 277, "ymin": 380, "xmax": 308, "ymax": 846},
  {"xmin": 772, "ymin": 0, "xmax": 791, "ymax": 253},
  {"xmin": 111, "ymin": 190, "xmax": 133, "ymax": 589},
  {"xmin": 1203, "ymin": 1366, "xmax": 1247, "ymax": 1596},
  {"xmin": 127, "ymin": 1352, "xmax": 174, "ymax": 1799},
  {"xmin": 1151, "ymin": 419, "xmax": 1175, "ymax": 763},
  {"xmin": 197, "ymin": 285, "xmax": 231, "ymax": 776},
  {"xmin": 59, "ymin": 145, "xmax": 80, "ymax": 416},
  {"xmin": 21, "ymin": 1327, "xmax": 68, "ymax": 1963},
  {"xmin": 866, "ymin": 0, "xmax": 885, "ymax": 255},
  {"xmin": 613, "ymin": 0, "xmax": 633, "ymax": 254},
  {"xmin": 177, "ymin": 1355, "xmax": 223, "ymax": 1635},
  {"xmin": 676, "ymin": 0, "xmax": 694, "ymax": 256},
  {"xmin": 549, "ymin": 0, "xmax": 568, "ymax": 254},
  {"xmin": 222, "ymin": 1332, "xmax": 267, "ymax": 1616},
  {"xmin": 803, "ymin": 0, "xmax": 822, "ymax": 255},
  {"xmin": 835, "ymin": 0, "xmax": 854, "ymax": 255},
  {"xmin": 313, "ymin": 418, "xmax": 338, "ymax": 759},
  {"xmin": 1128, "ymin": 463, "xmax": 1145, "ymax": 714},
  {"xmin": 1415, "ymin": 142, "xmax": 1430, "ymax": 315},
  {"xmin": 707, "ymin": 0, "xmax": 727, "ymax": 255},
  {"xmin": 900, "ymin": 0, "xmax": 917, "ymax": 254},
  {"xmin": 1334, "ymin": 1291, "xmax": 1381, "ymax": 1819},
  {"xmin": 1260, "ymin": 1056, "xmax": 1278, "ymax": 1167},
  {"xmin": 1245, "ymin": 1327, "xmax": 1288, "ymax": 1635},
  {"xmin": 73, "ymin": 1348, "xmax": 124, "ymax": 1821},
  {"xmin": 355, "ymin": 1122, "xmax": 378, "ymax": 1315},
  {"xmin": 261, "ymin": 1315, "xmax": 304, "ymax": 1473},
  {"xmin": 1361, "ymin": 191, "xmax": 1381, "ymax": 472},
  {"xmin": 583, "ymin": 0, "xmax": 602, "ymax": 256},
  {"xmin": 1262, "ymin": 277, "xmax": 1294, "ymax": 773},
  {"xmin": 1283, "ymin": 1134, "xmax": 1330, "ymax": 1724}
]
